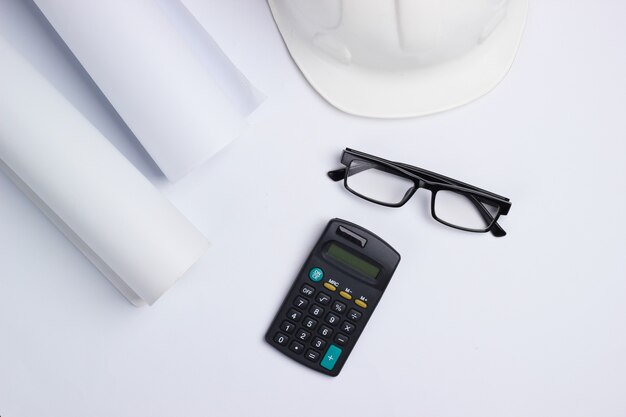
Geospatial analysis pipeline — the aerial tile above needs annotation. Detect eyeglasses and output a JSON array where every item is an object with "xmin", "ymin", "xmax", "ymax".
[{"xmin": 327, "ymin": 148, "xmax": 512, "ymax": 237}]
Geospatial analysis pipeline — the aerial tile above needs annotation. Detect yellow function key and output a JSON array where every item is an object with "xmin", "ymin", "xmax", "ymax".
[
  {"xmin": 354, "ymin": 299, "xmax": 368, "ymax": 309},
  {"xmin": 339, "ymin": 291, "xmax": 352, "ymax": 300},
  {"xmin": 323, "ymin": 282, "xmax": 337, "ymax": 292}
]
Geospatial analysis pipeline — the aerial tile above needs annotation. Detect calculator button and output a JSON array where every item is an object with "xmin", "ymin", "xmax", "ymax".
[
  {"xmin": 305, "ymin": 349, "xmax": 321, "ymax": 362},
  {"xmin": 312, "ymin": 337, "xmax": 327, "ymax": 350},
  {"xmin": 287, "ymin": 309, "xmax": 302, "ymax": 322},
  {"xmin": 334, "ymin": 333, "xmax": 349, "ymax": 346},
  {"xmin": 309, "ymin": 304, "xmax": 324, "ymax": 318},
  {"xmin": 325, "ymin": 312, "xmax": 340, "ymax": 326},
  {"xmin": 273, "ymin": 333, "xmax": 289, "ymax": 346},
  {"xmin": 323, "ymin": 282, "xmax": 337, "ymax": 292},
  {"xmin": 303, "ymin": 317, "xmax": 318, "ymax": 330},
  {"xmin": 321, "ymin": 344, "xmax": 343, "ymax": 371},
  {"xmin": 309, "ymin": 267, "xmax": 324, "ymax": 282},
  {"xmin": 296, "ymin": 329, "xmax": 311, "ymax": 342},
  {"xmin": 318, "ymin": 325, "xmax": 333, "ymax": 338},
  {"xmin": 339, "ymin": 291, "xmax": 352, "ymax": 300},
  {"xmin": 332, "ymin": 301, "xmax": 346, "ymax": 313},
  {"xmin": 280, "ymin": 320, "xmax": 296, "ymax": 334},
  {"xmin": 316, "ymin": 292, "xmax": 331, "ymax": 305},
  {"xmin": 300, "ymin": 284, "xmax": 315, "ymax": 297},
  {"xmin": 347, "ymin": 309, "xmax": 362, "ymax": 322},
  {"xmin": 354, "ymin": 299, "xmax": 368, "ymax": 309},
  {"xmin": 293, "ymin": 296, "xmax": 309, "ymax": 309},
  {"xmin": 341, "ymin": 321, "xmax": 356, "ymax": 334},
  {"xmin": 289, "ymin": 341, "xmax": 305, "ymax": 354}
]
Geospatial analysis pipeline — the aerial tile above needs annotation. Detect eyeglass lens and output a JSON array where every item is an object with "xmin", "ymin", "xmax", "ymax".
[
  {"xmin": 346, "ymin": 160, "xmax": 415, "ymax": 205},
  {"xmin": 433, "ymin": 190, "xmax": 500, "ymax": 231}
]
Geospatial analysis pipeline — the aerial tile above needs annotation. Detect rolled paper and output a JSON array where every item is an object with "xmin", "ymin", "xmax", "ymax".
[
  {"xmin": 0, "ymin": 37, "xmax": 210, "ymax": 306},
  {"xmin": 33, "ymin": 0, "xmax": 263, "ymax": 181}
]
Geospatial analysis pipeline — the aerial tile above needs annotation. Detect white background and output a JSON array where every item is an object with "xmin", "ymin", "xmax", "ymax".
[{"xmin": 1, "ymin": 1, "xmax": 625, "ymax": 416}]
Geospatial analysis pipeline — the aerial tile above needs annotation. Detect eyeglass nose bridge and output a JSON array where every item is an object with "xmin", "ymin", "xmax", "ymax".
[{"xmin": 399, "ymin": 178, "xmax": 425, "ymax": 204}]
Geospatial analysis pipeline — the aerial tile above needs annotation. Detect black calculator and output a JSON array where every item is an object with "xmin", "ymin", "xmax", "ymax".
[{"xmin": 265, "ymin": 218, "xmax": 401, "ymax": 376}]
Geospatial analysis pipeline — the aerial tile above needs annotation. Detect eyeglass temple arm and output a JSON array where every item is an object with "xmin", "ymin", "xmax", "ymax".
[
  {"xmin": 327, "ymin": 167, "xmax": 506, "ymax": 237},
  {"xmin": 328, "ymin": 165, "xmax": 389, "ymax": 180}
]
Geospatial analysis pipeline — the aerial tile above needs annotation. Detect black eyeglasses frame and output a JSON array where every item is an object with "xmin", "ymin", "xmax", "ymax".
[{"xmin": 327, "ymin": 148, "xmax": 512, "ymax": 237}]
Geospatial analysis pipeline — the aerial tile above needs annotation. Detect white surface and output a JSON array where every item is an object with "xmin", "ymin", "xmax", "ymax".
[
  {"xmin": 0, "ymin": 0, "xmax": 625, "ymax": 416},
  {"xmin": 32, "ymin": 0, "xmax": 262, "ymax": 181},
  {"xmin": 0, "ymin": 38, "xmax": 209, "ymax": 306},
  {"xmin": 268, "ymin": 0, "xmax": 528, "ymax": 118}
]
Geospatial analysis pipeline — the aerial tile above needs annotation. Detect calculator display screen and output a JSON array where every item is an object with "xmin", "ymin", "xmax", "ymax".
[{"xmin": 326, "ymin": 243, "xmax": 380, "ymax": 279}]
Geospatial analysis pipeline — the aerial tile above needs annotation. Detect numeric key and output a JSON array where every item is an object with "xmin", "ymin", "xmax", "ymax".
[
  {"xmin": 273, "ymin": 333, "xmax": 289, "ymax": 346},
  {"xmin": 293, "ymin": 296, "xmax": 309, "ymax": 309},
  {"xmin": 309, "ymin": 304, "xmax": 324, "ymax": 317},
  {"xmin": 296, "ymin": 329, "xmax": 311, "ymax": 342},
  {"xmin": 303, "ymin": 317, "xmax": 318, "ymax": 330},
  {"xmin": 325, "ymin": 312, "xmax": 340, "ymax": 326},
  {"xmin": 318, "ymin": 325, "xmax": 333, "ymax": 338},
  {"xmin": 312, "ymin": 337, "xmax": 327, "ymax": 350},
  {"xmin": 280, "ymin": 321, "xmax": 296, "ymax": 334},
  {"xmin": 287, "ymin": 309, "xmax": 302, "ymax": 322}
]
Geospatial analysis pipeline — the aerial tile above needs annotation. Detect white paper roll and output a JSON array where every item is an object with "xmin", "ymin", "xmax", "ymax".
[
  {"xmin": 0, "ymin": 37, "xmax": 210, "ymax": 306},
  {"xmin": 32, "ymin": 0, "xmax": 263, "ymax": 181}
]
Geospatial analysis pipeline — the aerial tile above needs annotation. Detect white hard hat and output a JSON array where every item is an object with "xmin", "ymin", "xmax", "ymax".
[{"xmin": 268, "ymin": 0, "xmax": 528, "ymax": 118}]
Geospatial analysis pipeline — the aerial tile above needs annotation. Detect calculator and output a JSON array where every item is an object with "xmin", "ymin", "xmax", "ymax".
[{"xmin": 265, "ymin": 218, "xmax": 401, "ymax": 376}]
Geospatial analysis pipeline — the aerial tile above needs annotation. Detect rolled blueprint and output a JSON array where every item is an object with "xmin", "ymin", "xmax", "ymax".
[
  {"xmin": 0, "ymin": 38, "xmax": 209, "ymax": 306},
  {"xmin": 33, "ymin": 0, "xmax": 263, "ymax": 181}
]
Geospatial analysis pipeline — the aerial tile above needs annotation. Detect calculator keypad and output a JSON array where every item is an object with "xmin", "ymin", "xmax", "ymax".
[{"xmin": 268, "ymin": 264, "xmax": 383, "ymax": 376}]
